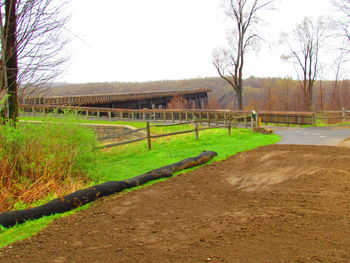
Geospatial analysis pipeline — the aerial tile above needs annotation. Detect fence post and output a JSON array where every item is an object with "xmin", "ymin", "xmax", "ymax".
[
  {"xmin": 342, "ymin": 107, "xmax": 346, "ymax": 123},
  {"xmin": 146, "ymin": 121, "xmax": 152, "ymax": 151},
  {"xmin": 275, "ymin": 113, "xmax": 278, "ymax": 125},
  {"xmin": 195, "ymin": 120, "xmax": 199, "ymax": 140},
  {"xmin": 312, "ymin": 108, "xmax": 317, "ymax": 126},
  {"xmin": 233, "ymin": 116, "xmax": 237, "ymax": 129},
  {"xmin": 228, "ymin": 117, "xmax": 232, "ymax": 136},
  {"xmin": 251, "ymin": 115, "xmax": 254, "ymax": 132}
]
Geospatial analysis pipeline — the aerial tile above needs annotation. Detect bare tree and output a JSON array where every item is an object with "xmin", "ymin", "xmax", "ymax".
[
  {"xmin": 213, "ymin": 0, "xmax": 273, "ymax": 110},
  {"xmin": 331, "ymin": 47, "xmax": 345, "ymax": 109},
  {"xmin": 331, "ymin": 0, "xmax": 350, "ymax": 44},
  {"xmin": 329, "ymin": 38, "xmax": 350, "ymax": 110},
  {"xmin": 0, "ymin": 0, "xmax": 70, "ymax": 122},
  {"xmin": 316, "ymin": 79, "xmax": 324, "ymax": 110},
  {"xmin": 281, "ymin": 17, "xmax": 330, "ymax": 111}
]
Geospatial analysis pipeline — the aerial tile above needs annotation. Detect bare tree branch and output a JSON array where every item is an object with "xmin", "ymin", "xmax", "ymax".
[{"xmin": 331, "ymin": 0, "xmax": 350, "ymax": 51}]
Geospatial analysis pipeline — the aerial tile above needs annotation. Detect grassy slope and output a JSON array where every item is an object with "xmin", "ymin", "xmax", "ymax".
[
  {"xmin": 19, "ymin": 115, "xmax": 195, "ymax": 135},
  {"xmin": 0, "ymin": 117, "xmax": 279, "ymax": 248},
  {"xmin": 92, "ymin": 129, "xmax": 279, "ymax": 183}
]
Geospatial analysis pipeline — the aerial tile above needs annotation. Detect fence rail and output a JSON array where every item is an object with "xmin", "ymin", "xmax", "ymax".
[
  {"xmin": 19, "ymin": 104, "xmax": 350, "ymax": 126},
  {"xmin": 258, "ymin": 111, "xmax": 315, "ymax": 125},
  {"xmin": 19, "ymin": 104, "xmax": 252, "ymax": 126},
  {"xmin": 315, "ymin": 108, "xmax": 350, "ymax": 124},
  {"xmin": 101, "ymin": 120, "xmax": 240, "ymax": 150}
]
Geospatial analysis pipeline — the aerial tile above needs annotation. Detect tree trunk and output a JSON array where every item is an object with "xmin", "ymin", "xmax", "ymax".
[
  {"xmin": 4, "ymin": 0, "xmax": 19, "ymax": 123},
  {"xmin": 319, "ymin": 80, "xmax": 324, "ymax": 111},
  {"xmin": 237, "ymin": 89, "xmax": 243, "ymax": 110}
]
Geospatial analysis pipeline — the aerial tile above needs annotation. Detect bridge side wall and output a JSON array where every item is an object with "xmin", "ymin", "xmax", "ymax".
[{"xmin": 20, "ymin": 91, "xmax": 210, "ymax": 110}]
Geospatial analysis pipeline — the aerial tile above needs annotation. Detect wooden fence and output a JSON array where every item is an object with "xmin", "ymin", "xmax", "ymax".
[
  {"xmin": 258, "ymin": 111, "xmax": 315, "ymax": 125},
  {"xmin": 100, "ymin": 120, "xmax": 242, "ymax": 150},
  {"xmin": 316, "ymin": 108, "xmax": 350, "ymax": 124},
  {"xmin": 20, "ymin": 104, "xmax": 252, "ymax": 126},
  {"xmin": 19, "ymin": 104, "xmax": 350, "ymax": 126},
  {"xmin": 258, "ymin": 109, "xmax": 350, "ymax": 125}
]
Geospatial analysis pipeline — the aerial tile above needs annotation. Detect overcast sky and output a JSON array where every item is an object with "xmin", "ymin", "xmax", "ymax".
[{"xmin": 60, "ymin": 0, "xmax": 343, "ymax": 83}]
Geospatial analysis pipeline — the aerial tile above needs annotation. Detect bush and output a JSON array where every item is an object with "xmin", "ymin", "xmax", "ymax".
[{"xmin": 0, "ymin": 120, "xmax": 98, "ymax": 212}]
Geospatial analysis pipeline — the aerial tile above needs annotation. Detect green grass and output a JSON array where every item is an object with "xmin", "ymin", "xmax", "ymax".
[
  {"xmin": 92, "ymin": 128, "xmax": 279, "ymax": 183},
  {"xmin": 315, "ymin": 120, "xmax": 350, "ymax": 127},
  {"xmin": 1, "ymin": 117, "xmax": 280, "ymax": 248},
  {"xmin": 22, "ymin": 115, "xmax": 350, "ymax": 133},
  {"xmin": 263, "ymin": 119, "xmax": 350, "ymax": 128},
  {"xmin": 19, "ymin": 115, "xmax": 194, "ymax": 135}
]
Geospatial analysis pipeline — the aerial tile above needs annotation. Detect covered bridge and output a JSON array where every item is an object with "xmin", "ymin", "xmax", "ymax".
[{"xmin": 20, "ymin": 89, "xmax": 211, "ymax": 109}]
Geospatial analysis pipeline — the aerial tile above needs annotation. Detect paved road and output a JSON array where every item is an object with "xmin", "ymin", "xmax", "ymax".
[{"xmin": 269, "ymin": 126, "xmax": 350, "ymax": 146}]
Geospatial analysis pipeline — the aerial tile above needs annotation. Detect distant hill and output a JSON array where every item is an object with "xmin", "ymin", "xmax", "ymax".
[{"xmin": 41, "ymin": 77, "xmax": 348, "ymax": 111}]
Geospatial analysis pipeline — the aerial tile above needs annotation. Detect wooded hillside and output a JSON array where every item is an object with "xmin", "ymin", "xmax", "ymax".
[{"xmin": 44, "ymin": 77, "xmax": 349, "ymax": 111}]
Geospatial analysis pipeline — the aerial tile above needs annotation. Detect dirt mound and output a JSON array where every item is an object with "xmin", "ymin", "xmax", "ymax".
[
  {"xmin": 1, "ymin": 145, "xmax": 350, "ymax": 263},
  {"xmin": 339, "ymin": 137, "xmax": 350, "ymax": 147}
]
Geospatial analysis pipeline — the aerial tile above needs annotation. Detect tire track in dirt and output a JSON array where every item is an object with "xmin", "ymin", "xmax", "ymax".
[{"xmin": 1, "ymin": 145, "xmax": 350, "ymax": 263}]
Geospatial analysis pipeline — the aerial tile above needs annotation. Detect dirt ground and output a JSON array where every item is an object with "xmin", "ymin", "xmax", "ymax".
[
  {"xmin": 339, "ymin": 137, "xmax": 350, "ymax": 147},
  {"xmin": 1, "ymin": 145, "xmax": 350, "ymax": 263}
]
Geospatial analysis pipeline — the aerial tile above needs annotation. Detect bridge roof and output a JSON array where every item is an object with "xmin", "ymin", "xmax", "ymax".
[{"xmin": 23, "ymin": 88, "xmax": 211, "ymax": 105}]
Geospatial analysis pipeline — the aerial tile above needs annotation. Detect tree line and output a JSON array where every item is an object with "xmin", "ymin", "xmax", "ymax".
[
  {"xmin": 213, "ymin": 0, "xmax": 350, "ymax": 111},
  {"xmin": 44, "ymin": 76, "xmax": 349, "ymax": 111}
]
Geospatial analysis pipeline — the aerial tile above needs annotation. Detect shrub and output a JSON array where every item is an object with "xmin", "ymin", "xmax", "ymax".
[{"xmin": 0, "ymin": 120, "xmax": 98, "ymax": 212}]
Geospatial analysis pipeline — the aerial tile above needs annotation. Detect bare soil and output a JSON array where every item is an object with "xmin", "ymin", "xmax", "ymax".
[
  {"xmin": 1, "ymin": 145, "xmax": 350, "ymax": 263},
  {"xmin": 339, "ymin": 137, "xmax": 350, "ymax": 147}
]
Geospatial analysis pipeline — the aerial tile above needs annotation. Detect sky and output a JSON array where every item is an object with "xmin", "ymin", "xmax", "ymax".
[{"xmin": 60, "ymin": 0, "xmax": 343, "ymax": 84}]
